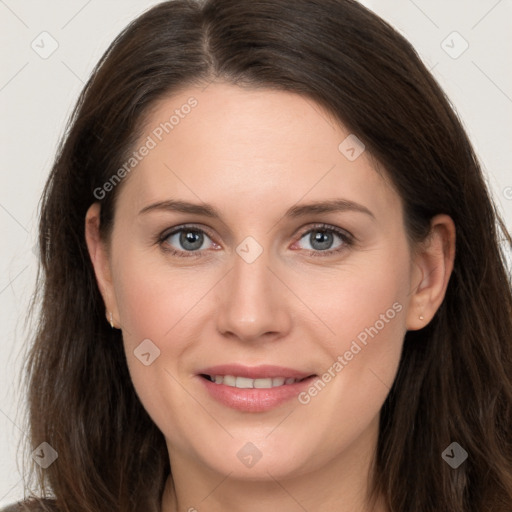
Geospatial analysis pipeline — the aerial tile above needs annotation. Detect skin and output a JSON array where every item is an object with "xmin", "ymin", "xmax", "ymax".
[{"xmin": 85, "ymin": 82, "xmax": 455, "ymax": 512}]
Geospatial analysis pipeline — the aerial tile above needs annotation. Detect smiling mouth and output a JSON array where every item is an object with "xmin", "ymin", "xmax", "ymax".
[
  {"xmin": 198, "ymin": 366, "xmax": 318, "ymax": 411},
  {"xmin": 200, "ymin": 374, "xmax": 314, "ymax": 389}
]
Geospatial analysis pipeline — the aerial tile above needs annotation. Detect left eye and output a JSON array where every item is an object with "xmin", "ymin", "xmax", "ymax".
[{"xmin": 295, "ymin": 227, "xmax": 350, "ymax": 253}]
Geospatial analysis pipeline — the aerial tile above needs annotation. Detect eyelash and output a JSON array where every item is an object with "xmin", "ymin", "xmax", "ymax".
[{"xmin": 157, "ymin": 223, "xmax": 354, "ymax": 259}]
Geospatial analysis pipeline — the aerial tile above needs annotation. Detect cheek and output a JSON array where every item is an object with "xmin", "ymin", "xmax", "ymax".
[
  {"xmin": 112, "ymin": 249, "xmax": 208, "ymax": 346},
  {"xmin": 297, "ymin": 238, "xmax": 410, "ymax": 350},
  {"xmin": 111, "ymin": 254, "xmax": 202, "ymax": 439},
  {"xmin": 294, "ymin": 242, "xmax": 409, "ymax": 432}
]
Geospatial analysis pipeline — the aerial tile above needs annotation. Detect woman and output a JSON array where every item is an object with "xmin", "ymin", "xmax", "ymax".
[{"xmin": 4, "ymin": 0, "xmax": 512, "ymax": 511}]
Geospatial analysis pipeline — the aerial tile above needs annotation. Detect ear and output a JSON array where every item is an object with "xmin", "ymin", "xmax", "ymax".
[
  {"xmin": 84, "ymin": 202, "xmax": 120, "ymax": 328},
  {"xmin": 406, "ymin": 214, "xmax": 456, "ymax": 330}
]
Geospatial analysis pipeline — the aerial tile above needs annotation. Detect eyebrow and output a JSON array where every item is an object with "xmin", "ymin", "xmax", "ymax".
[
  {"xmin": 139, "ymin": 199, "xmax": 375, "ymax": 219},
  {"xmin": 138, "ymin": 198, "xmax": 375, "ymax": 220}
]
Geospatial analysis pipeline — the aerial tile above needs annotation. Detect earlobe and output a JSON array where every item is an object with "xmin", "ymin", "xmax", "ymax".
[
  {"xmin": 84, "ymin": 203, "xmax": 120, "ymax": 327},
  {"xmin": 406, "ymin": 214, "xmax": 456, "ymax": 330}
]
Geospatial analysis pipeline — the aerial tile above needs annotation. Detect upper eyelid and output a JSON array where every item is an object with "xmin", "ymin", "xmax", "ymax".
[{"xmin": 161, "ymin": 223, "xmax": 217, "ymax": 241}]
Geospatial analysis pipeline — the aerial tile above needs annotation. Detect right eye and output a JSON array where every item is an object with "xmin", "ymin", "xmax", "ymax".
[{"xmin": 158, "ymin": 225, "xmax": 220, "ymax": 258}]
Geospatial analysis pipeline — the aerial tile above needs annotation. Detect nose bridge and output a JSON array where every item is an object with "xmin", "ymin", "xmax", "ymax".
[{"xmin": 215, "ymin": 237, "xmax": 291, "ymax": 341}]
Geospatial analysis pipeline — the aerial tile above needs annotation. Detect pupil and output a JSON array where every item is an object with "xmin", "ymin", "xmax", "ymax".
[
  {"xmin": 180, "ymin": 230, "xmax": 203, "ymax": 251},
  {"xmin": 311, "ymin": 231, "xmax": 332, "ymax": 251}
]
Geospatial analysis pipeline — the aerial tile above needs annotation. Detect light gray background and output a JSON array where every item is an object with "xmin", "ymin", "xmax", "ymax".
[{"xmin": 1, "ymin": 0, "xmax": 511, "ymax": 506}]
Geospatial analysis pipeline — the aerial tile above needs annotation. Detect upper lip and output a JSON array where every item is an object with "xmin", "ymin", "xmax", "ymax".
[{"xmin": 198, "ymin": 364, "xmax": 315, "ymax": 380}]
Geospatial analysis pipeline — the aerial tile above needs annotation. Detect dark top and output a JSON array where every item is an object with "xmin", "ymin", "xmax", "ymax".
[{"xmin": 0, "ymin": 499, "xmax": 57, "ymax": 512}]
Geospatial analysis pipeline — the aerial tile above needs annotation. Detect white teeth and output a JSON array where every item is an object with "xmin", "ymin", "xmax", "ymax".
[
  {"xmin": 235, "ymin": 376, "xmax": 254, "ymax": 389},
  {"xmin": 254, "ymin": 378, "xmax": 273, "ymax": 388},
  {"xmin": 223, "ymin": 375, "xmax": 236, "ymax": 387},
  {"xmin": 208, "ymin": 375, "xmax": 302, "ymax": 388}
]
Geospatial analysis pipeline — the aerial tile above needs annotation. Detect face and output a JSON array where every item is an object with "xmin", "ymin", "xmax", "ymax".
[{"xmin": 88, "ymin": 82, "xmax": 430, "ymax": 483}]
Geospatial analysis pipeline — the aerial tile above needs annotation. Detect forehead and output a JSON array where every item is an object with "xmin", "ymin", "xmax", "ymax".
[{"xmin": 115, "ymin": 82, "xmax": 400, "ymax": 223}]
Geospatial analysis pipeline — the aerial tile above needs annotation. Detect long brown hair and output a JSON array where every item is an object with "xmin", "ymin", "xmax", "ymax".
[{"xmin": 19, "ymin": 0, "xmax": 512, "ymax": 511}]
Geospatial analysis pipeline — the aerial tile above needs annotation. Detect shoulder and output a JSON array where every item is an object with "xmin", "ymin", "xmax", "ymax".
[{"xmin": 0, "ymin": 499, "xmax": 58, "ymax": 512}]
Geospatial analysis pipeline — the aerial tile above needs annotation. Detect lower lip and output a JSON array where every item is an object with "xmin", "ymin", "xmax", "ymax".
[{"xmin": 199, "ymin": 376, "xmax": 316, "ymax": 412}]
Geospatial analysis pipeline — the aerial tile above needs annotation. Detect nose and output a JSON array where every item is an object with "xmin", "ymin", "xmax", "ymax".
[{"xmin": 215, "ymin": 246, "xmax": 293, "ymax": 343}]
